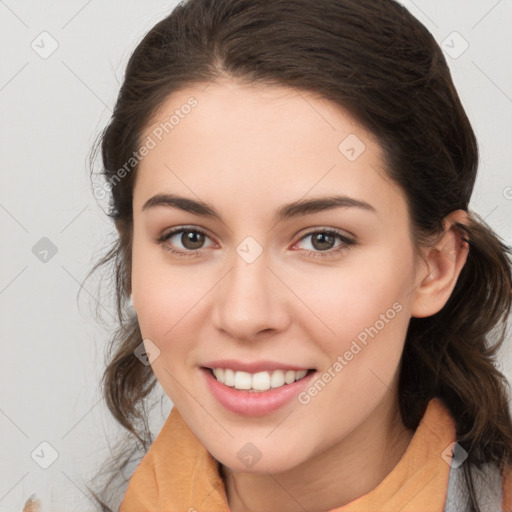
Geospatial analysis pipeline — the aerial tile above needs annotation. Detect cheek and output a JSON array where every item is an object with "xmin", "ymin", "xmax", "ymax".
[
  {"xmin": 131, "ymin": 232, "xmax": 210, "ymax": 340},
  {"xmin": 131, "ymin": 241, "xmax": 209, "ymax": 404},
  {"xmin": 284, "ymin": 248, "xmax": 415, "ymax": 355},
  {"xmin": 313, "ymin": 248, "xmax": 415, "ymax": 408}
]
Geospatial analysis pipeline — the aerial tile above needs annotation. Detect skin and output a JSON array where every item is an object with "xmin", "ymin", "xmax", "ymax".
[{"xmin": 129, "ymin": 78, "xmax": 468, "ymax": 512}]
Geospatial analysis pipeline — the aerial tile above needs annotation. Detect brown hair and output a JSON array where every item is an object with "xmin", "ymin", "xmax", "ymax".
[{"xmin": 84, "ymin": 0, "xmax": 512, "ymax": 509}]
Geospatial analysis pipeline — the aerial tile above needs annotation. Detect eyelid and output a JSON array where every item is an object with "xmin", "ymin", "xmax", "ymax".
[
  {"xmin": 292, "ymin": 227, "xmax": 355, "ymax": 254},
  {"xmin": 158, "ymin": 225, "xmax": 214, "ymax": 242},
  {"xmin": 294, "ymin": 225, "xmax": 355, "ymax": 240},
  {"xmin": 156, "ymin": 225, "xmax": 216, "ymax": 256},
  {"xmin": 157, "ymin": 225, "xmax": 357, "ymax": 258},
  {"xmin": 158, "ymin": 225, "xmax": 354, "ymax": 244}
]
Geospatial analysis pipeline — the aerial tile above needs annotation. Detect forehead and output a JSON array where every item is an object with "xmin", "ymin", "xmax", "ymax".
[
  {"xmin": 143, "ymin": 78, "xmax": 369, "ymax": 151},
  {"xmin": 133, "ymin": 79, "xmax": 406, "ymax": 222}
]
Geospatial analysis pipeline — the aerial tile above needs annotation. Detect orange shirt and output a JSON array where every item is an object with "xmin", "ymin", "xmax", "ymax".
[{"xmin": 120, "ymin": 397, "xmax": 512, "ymax": 511}]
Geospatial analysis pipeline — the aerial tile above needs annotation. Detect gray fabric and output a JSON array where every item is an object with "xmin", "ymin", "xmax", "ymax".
[{"xmin": 444, "ymin": 462, "xmax": 503, "ymax": 512}]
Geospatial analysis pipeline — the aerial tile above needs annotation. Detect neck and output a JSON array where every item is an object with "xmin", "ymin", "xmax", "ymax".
[{"xmin": 220, "ymin": 393, "xmax": 414, "ymax": 512}]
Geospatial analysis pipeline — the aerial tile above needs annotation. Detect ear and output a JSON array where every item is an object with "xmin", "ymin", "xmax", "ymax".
[{"xmin": 410, "ymin": 210, "xmax": 469, "ymax": 318}]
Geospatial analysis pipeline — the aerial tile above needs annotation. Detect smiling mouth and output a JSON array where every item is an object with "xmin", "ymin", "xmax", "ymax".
[{"xmin": 203, "ymin": 367, "xmax": 316, "ymax": 392}]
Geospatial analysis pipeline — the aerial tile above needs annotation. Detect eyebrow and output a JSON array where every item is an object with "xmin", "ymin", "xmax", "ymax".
[{"xmin": 141, "ymin": 193, "xmax": 376, "ymax": 223}]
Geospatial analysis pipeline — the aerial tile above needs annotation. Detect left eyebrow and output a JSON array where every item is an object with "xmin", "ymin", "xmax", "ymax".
[
  {"xmin": 141, "ymin": 193, "xmax": 376, "ymax": 222},
  {"xmin": 273, "ymin": 195, "xmax": 376, "ymax": 223}
]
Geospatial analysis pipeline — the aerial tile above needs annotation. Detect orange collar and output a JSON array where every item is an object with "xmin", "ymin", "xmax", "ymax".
[{"xmin": 120, "ymin": 397, "xmax": 509, "ymax": 511}]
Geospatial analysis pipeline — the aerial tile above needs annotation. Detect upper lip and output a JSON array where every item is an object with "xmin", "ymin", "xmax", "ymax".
[{"xmin": 201, "ymin": 359, "xmax": 314, "ymax": 373}]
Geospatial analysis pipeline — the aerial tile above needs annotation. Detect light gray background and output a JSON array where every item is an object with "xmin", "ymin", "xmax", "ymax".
[{"xmin": 1, "ymin": 1, "xmax": 511, "ymax": 510}]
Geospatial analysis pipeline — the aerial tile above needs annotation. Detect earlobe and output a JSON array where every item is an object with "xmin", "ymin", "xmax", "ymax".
[{"xmin": 411, "ymin": 210, "xmax": 469, "ymax": 318}]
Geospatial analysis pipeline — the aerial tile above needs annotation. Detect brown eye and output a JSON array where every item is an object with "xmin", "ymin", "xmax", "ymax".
[
  {"xmin": 310, "ymin": 232, "xmax": 336, "ymax": 251},
  {"xmin": 159, "ymin": 227, "xmax": 214, "ymax": 255},
  {"xmin": 294, "ymin": 229, "xmax": 356, "ymax": 259},
  {"xmin": 180, "ymin": 230, "xmax": 206, "ymax": 250}
]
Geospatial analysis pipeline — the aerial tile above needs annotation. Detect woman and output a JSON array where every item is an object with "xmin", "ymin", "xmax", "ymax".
[{"xmin": 86, "ymin": 0, "xmax": 512, "ymax": 510}]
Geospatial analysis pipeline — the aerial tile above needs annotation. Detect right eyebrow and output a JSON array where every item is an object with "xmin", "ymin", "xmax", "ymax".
[{"xmin": 142, "ymin": 194, "xmax": 222, "ymax": 220}]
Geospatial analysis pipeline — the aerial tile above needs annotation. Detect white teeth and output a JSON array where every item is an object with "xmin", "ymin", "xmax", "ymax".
[
  {"xmin": 270, "ymin": 369, "xmax": 285, "ymax": 388},
  {"xmin": 212, "ymin": 368, "xmax": 224, "ymax": 381},
  {"xmin": 252, "ymin": 371, "xmax": 271, "ymax": 391},
  {"xmin": 224, "ymin": 368, "xmax": 235, "ymax": 387},
  {"xmin": 295, "ymin": 369, "xmax": 308, "ymax": 380},
  {"xmin": 210, "ymin": 368, "xmax": 310, "ymax": 391},
  {"xmin": 234, "ymin": 371, "xmax": 252, "ymax": 390},
  {"xmin": 284, "ymin": 370, "xmax": 296, "ymax": 384}
]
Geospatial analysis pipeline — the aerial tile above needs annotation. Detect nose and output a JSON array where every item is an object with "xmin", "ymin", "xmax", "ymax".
[{"xmin": 211, "ymin": 246, "xmax": 290, "ymax": 342}]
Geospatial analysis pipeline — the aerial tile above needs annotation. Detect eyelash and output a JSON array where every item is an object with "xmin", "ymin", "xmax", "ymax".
[{"xmin": 157, "ymin": 226, "xmax": 357, "ymax": 260}]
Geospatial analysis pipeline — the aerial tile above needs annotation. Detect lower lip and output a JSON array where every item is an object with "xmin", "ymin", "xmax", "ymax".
[{"xmin": 201, "ymin": 367, "xmax": 316, "ymax": 417}]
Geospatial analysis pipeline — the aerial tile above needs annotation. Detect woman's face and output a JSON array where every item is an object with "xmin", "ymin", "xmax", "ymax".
[{"xmin": 131, "ymin": 79, "xmax": 424, "ymax": 474}]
